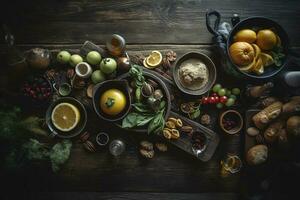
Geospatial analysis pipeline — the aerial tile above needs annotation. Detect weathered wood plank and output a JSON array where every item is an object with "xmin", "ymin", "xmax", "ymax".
[
  {"xmin": 26, "ymin": 192, "xmax": 239, "ymax": 200},
  {"xmin": 1, "ymin": 0, "xmax": 300, "ymax": 45}
]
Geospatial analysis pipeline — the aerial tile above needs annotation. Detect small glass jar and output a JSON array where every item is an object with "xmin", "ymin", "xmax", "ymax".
[{"xmin": 109, "ymin": 139, "xmax": 126, "ymax": 156}]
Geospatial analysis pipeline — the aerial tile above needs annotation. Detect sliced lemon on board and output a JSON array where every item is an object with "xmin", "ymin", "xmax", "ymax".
[
  {"xmin": 145, "ymin": 50, "xmax": 162, "ymax": 68},
  {"xmin": 260, "ymin": 52, "xmax": 274, "ymax": 67},
  {"xmin": 51, "ymin": 103, "xmax": 80, "ymax": 132}
]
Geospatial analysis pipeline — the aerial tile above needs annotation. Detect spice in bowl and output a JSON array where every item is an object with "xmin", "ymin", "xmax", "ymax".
[{"xmin": 178, "ymin": 58, "xmax": 209, "ymax": 90}]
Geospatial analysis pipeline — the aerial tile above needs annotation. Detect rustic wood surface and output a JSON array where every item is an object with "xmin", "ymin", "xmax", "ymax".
[{"xmin": 1, "ymin": 0, "xmax": 300, "ymax": 199}]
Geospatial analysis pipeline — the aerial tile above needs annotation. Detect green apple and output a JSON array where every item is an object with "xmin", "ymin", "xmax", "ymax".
[
  {"xmin": 69, "ymin": 54, "xmax": 83, "ymax": 67},
  {"xmin": 91, "ymin": 70, "xmax": 106, "ymax": 84},
  {"xmin": 100, "ymin": 58, "xmax": 117, "ymax": 74},
  {"xmin": 57, "ymin": 50, "xmax": 71, "ymax": 64},
  {"xmin": 86, "ymin": 51, "xmax": 102, "ymax": 65}
]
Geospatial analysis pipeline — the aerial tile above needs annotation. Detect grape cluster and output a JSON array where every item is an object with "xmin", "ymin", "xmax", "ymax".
[{"xmin": 201, "ymin": 84, "xmax": 240, "ymax": 108}]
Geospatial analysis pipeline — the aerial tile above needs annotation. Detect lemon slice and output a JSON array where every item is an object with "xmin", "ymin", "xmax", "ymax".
[
  {"xmin": 252, "ymin": 57, "xmax": 264, "ymax": 75},
  {"xmin": 51, "ymin": 103, "xmax": 80, "ymax": 132},
  {"xmin": 145, "ymin": 51, "xmax": 162, "ymax": 68},
  {"xmin": 260, "ymin": 52, "xmax": 274, "ymax": 67}
]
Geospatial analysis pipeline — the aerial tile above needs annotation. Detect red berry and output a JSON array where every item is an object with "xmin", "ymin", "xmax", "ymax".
[
  {"xmin": 220, "ymin": 96, "xmax": 228, "ymax": 103},
  {"xmin": 202, "ymin": 97, "xmax": 209, "ymax": 104}
]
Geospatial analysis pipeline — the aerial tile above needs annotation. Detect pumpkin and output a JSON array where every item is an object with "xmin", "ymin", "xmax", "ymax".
[{"xmin": 229, "ymin": 42, "xmax": 255, "ymax": 66}]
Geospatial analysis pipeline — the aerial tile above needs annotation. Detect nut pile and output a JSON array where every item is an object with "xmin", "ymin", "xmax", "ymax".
[{"xmin": 139, "ymin": 141, "xmax": 168, "ymax": 159}]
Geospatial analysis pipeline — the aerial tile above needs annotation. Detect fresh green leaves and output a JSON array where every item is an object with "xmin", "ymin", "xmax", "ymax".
[
  {"xmin": 147, "ymin": 109, "xmax": 165, "ymax": 135},
  {"xmin": 122, "ymin": 100, "xmax": 166, "ymax": 135},
  {"xmin": 23, "ymin": 139, "xmax": 49, "ymax": 160},
  {"xmin": 122, "ymin": 112, "xmax": 154, "ymax": 128},
  {"xmin": 129, "ymin": 65, "xmax": 145, "ymax": 87},
  {"xmin": 50, "ymin": 140, "xmax": 72, "ymax": 172},
  {"xmin": 22, "ymin": 139, "xmax": 72, "ymax": 172}
]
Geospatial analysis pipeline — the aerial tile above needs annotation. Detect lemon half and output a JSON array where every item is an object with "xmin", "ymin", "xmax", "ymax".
[{"xmin": 51, "ymin": 103, "xmax": 80, "ymax": 132}]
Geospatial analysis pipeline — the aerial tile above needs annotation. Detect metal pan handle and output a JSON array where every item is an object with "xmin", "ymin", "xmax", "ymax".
[{"xmin": 206, "ymin": 10, "xmax": 222, "ymax": 36}]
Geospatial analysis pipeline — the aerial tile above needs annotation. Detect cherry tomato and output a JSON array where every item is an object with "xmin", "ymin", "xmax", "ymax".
[
  {"xmin": 209, "ymin": 96, "xmax": 216, "ymax": 104},
  {"xmin": 202, "ymin": 97, "xmax": 209, "ymax": 104},
  {"xmin": 214, "ymin": 96, "xmax": 220, "ymax": 103},
  {"xmin": 220, "ymin": 96, "xmax": 228, "ymax": 104}
]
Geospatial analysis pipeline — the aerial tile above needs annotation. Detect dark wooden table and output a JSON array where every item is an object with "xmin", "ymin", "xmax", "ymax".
[{"xmin": 1, "ymin": 1, "xmax": 300, "ymax": 200}]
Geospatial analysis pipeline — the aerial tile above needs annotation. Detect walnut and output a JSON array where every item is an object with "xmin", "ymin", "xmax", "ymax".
[
  {"xmin": 161, "ymin": 57, "xmax": 171, "ymax": 70},
  {"xmin": 140, "ymin": 149, "xmax": 155, "ymax": 159},
  {"xmin": 166, "ymin": 50, "xmax": 177, "ymax": 62},
  {"xmin": 140, "ymin": 141, "xmax": 153, "ymax": 151},
  {"xmin": 155, "ymin": 143, "xmax": 168, "ymax": 152},
  {"xmin": 201, "ymin": 114, "xmax": 211, "ymax": 125}
]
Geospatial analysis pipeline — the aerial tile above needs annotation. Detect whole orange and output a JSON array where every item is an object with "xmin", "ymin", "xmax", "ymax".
[
  {"xmin": 234, "ymin": 29, "xmax": 257, "ymax": 43},
  {"xmin": 229, "ymin": 42, "xmax": 255, "ymax": 66},
  {"xmin": 256, "ymin": 29, "xmax": 277, "ymax": 50}
]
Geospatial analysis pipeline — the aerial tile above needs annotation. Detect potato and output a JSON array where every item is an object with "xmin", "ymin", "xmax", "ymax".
[
  {"xmin": 287, "ymin": 116, "xmax": 300, "ymax": 137},
  {"xmin": 246, "ymin": 145, "xmax": 268, "ymax": 165}
]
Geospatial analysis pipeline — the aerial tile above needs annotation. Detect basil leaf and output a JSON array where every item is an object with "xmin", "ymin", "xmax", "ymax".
[
  {"xmin": 122, "ymin": 112, "xmax": 155, "ymax": 128},
  {"xmin": 136, "ymin": 115, "xmax": 155, "ymax": 126},
  {"xmin": 122, "ymin": 112, "xmax": 139, "ymax": 128},
  {"xmin": 132, "ymin": 103, "xmax": 152, "ymax": 113},
  {"xmin": 148, "ymin": 114, "xmax": 161, "ymax": 134},
  {"xmin": 135, "ymin": 87, "xmax": 142, "ymax": 102},
  {"xmin": 159, "ymin": 100, "xmax": 166, "ymax": 110}
]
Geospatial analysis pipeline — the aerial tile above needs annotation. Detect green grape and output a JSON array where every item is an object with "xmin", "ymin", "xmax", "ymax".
[
  {"xmin": 212, "ymin": 84, "xmax": 222, "ymax": 92},
  {"xmin": 218, "ymin": 88, "xmax": 226, "ymax": 96},
  {"xmin": 229, "ymin": 95, "xmax": 237, "ymax": 100},
  {"xmin": 232, "ymin": 88, "xmax": 241, "ymax": 95},
  {"xmin": 225, "ymin": 98, "xmax": 235, "ymax": 107},
  {"xmin": 225, "ymin": 89, "xmax": 231, "ymax": 97},
  {"xmin": 216, "ymin": 103, "xmax": 224, "ymax": 109}
]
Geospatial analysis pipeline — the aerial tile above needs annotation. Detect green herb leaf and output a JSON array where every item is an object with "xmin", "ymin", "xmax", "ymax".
[
  {"xmin": 135, "ymin": 87, "xmax": 142, "ymax": 102},
  {"xmin": 122, "ymin": 112, "xmax": 154, "ymax": 128},
  {"xmin": 132, "ymin": 103, "xmax": 152, "ymax": 113},
  {"xmin": 159, "ymin": 100, "xmax": 166, "ymax": 111}
]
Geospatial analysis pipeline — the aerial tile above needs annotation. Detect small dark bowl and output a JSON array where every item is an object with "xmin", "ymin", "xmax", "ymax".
[
  {"xmin": 45, "ymin": 97, "xmax": 87, "ymax": 139},
  {"xmin": 173, "ymin": 52, "xmax": 217, "ymax": 96},
  {"xmin": 219, "ymin": 110, "xmax": 243, "ymax": 135},
  {"xmin": 92, "ymin": 80, "xmax": 131, "ymax": 122}
]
